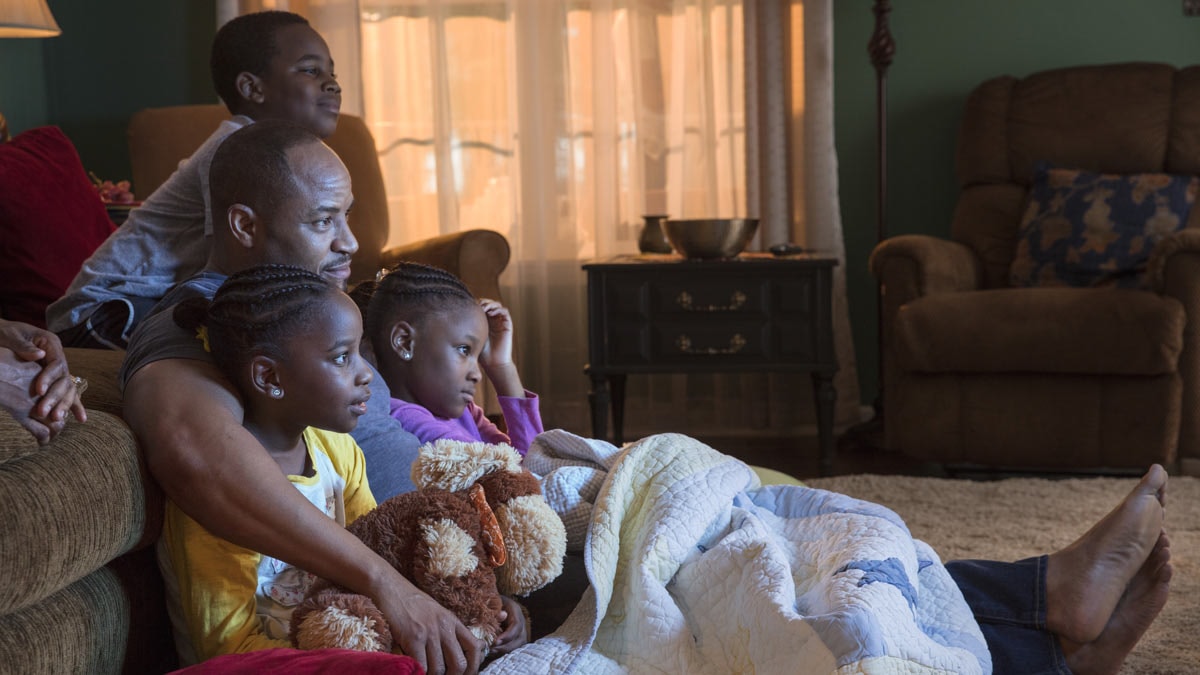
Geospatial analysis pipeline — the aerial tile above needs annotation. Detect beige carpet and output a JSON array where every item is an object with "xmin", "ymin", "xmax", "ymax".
[{"xmin": 806, "ymin": 473, "xmax": 1199, "ymax": 675}]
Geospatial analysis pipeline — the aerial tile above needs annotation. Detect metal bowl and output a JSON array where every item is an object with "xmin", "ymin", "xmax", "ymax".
[{"xmin": 663, "ymin": 218, "xmax": 759, "ymax": 260}]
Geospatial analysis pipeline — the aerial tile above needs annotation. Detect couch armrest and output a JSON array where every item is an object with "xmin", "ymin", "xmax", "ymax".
[
  {"xmin": 0, "ymin": 411, "xmax": 162, "ymax": 614},
  {"xmin": 380, "ymin": 229, "xmax": 511, "ymax": 301},
  {"xmin": 869, "ymin": 234, "xmax": 983, "ymax": 303},
  {"xmin": 1147, "ymin": 229, "xmax": 1200, "ymax": 472},
  {"xmin": 1147, "ymin": 229, "xmax": 1200, "ymax": 295}
]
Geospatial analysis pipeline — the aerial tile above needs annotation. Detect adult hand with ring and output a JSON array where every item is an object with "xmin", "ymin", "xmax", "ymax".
[{"xmin": 0, "ymin": 319, "xmax": 88, "ymax": 445}]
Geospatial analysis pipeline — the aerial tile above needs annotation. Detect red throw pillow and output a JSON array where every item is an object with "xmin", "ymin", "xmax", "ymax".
[
  {"xmin": 0, "ymin": 126, "xmax": 115, "ymax": 327},
  {"xmin": 169, "ymin": 648, "xmax": 423, "ymax": 674}
]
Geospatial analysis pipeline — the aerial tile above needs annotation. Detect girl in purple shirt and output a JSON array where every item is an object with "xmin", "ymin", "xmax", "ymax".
[{"xmin": 361, "ymin": 262, "xmax": 542, "ymax": 455}]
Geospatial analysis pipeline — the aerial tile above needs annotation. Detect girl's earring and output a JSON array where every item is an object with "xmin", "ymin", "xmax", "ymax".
[
  {"xmin": 271, "ymin": 388, "xmax": 284, "ymax": 399},
  {"xmin": 400, "ymin": 349, "xmax": 413, "ymax": 361}
]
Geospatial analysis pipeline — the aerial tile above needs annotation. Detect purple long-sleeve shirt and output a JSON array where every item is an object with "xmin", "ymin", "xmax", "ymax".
[{"xmin": 388, "ymin": 391, "xmax": 543, "ymax": 455}]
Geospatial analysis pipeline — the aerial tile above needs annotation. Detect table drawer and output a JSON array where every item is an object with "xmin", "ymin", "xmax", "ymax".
[
  {"xmin": 605, "ymin": 274, "xmax": 817, "ymax": 320},
  {"xmin": 603, "ymin": 318, "xmax": 818, "ymax": 368}
]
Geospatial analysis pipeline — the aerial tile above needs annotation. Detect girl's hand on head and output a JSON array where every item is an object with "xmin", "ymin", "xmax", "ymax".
[
  {"xmin": 478, "ymin": 299, "xmax": 514, "ymax": 368},
  {"xmin": 489, "ymin": 595, "xmax": 529, "ymax": 656},
  {"xmin": 478, "ymin": 299, "xmax": 526, "ymax": 398}
]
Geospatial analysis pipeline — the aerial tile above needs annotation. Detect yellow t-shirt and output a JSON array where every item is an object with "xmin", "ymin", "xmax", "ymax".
[{"xmin": 157, "ymin": 427, "xmax": 377, "ymax": 665}]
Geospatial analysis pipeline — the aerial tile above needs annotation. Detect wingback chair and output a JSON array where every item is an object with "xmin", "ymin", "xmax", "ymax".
[
  {"xmin": 128, "ymin": 105, "xmax": 512, "ymax": 409},
  {"xmin": 869, "ymin": 62, "xmax": 1200, "ymax": 474}
]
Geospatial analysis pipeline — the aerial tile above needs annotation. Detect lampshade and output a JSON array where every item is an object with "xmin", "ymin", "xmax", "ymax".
[{"xmin": 0, "ymin": 0, "xmax": 61, "ymax": 38}]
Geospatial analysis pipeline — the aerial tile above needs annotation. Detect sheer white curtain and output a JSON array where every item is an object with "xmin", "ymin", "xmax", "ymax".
[{"xmin": 218, "ymin": 0, "xmax": 860, "ymax": 439}]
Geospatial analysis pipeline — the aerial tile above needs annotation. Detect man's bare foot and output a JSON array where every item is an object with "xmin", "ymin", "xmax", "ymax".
[
  {"xmin": 1062, "ymin": 533, "xmax": 1172, "ymax": 675},
  {"xmin": 1045, "ymin": 464, "xmax": 1167, "ymax": 644}
]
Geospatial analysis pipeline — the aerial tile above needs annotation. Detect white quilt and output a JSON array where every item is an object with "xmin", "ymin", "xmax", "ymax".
[{"xmin": 485, "ymin": 430, "xmax": 991, "ymax": 675}]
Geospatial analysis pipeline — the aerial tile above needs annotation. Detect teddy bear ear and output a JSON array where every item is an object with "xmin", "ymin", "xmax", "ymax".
[
  {"xmin": 411, "ymin": 439, "xmax": 523, "ymax": 492},
  {"xmin": 493, "ymin": 494, "xmax": 568, "ymax": 596},
  {"xmin": 468, "ymin": 483, "xmax": 507, "ymax": 568}
]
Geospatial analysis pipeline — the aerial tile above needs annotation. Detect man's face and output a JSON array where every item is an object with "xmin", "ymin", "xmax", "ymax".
[
  {"xmin": 256, "ymin": 23, "xmax": 341, "ymax": 138},
  {"xmin": 260, "ymin": 141, "xmax": 358, "ymax": 289}
]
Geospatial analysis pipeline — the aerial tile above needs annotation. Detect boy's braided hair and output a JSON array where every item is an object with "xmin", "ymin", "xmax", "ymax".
[
  {"xmin": 173, "ymin": 264, "xmax": 337, "ymax": 383},
  {"xmin": 211, "ymin": 10, "xmax": 311, "ymax": 111},
  {"xmin": 362, "ymin": 262, "xmax": 477, "ymax": 347}
]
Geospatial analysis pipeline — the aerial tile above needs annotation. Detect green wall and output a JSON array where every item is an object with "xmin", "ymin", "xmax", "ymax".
[
  {"xmin": 0, "ymin": 38, "xmax": 49, "ymax": 133},
  {"xmin": 833, "ymin": 1, "xmax": 1200, "ymax": 405},
  {"xmin": 0, "ymin": 0, "xmax": 215, "ymax": 187}
]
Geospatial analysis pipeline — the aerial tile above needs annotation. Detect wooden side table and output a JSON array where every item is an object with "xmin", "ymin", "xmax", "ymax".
[{"xmin": 583, "ymin": 253, "xmax": 839, "ymax": 475}]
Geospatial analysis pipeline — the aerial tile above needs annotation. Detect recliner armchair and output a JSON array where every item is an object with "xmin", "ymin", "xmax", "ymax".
[{"xmin": 870, "ymin": 62, "xmax": 1200, "ymax": 474}]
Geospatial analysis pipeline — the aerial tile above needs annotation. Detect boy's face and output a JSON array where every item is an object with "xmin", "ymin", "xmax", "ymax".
[
  {"xmin": 260, "ymin": 141, "xmax": 358, "ymax": 289},
  {"xmin": 255, "ymin": 23, "xmax": 341, "ymax": 138}
]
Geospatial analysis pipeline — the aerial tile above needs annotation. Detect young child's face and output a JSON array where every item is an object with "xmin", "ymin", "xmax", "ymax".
[
  {"xmin": 255, "ymin": 23, "xmax": 341, "ymax": 138},
  {"xmin": 277, "ymin": 292, "xmax": 373, "ymax": 433},
  {"xmin": 407, "ymin": 302, "xmax": 489, "ymax": 419}
]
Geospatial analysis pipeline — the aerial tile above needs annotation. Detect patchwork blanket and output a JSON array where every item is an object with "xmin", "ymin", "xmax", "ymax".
[{"xmin": 485, "ymin": 431, "xmax": 990, "ymax": 675}]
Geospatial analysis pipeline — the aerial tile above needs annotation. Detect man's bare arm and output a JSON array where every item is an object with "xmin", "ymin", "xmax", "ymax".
[{"xmin": 123, "ymin": 358, "xmax": 484, "ymax": 674}]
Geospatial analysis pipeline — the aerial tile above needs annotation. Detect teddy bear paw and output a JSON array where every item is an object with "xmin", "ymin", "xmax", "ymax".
[{"xmin": 291, "ymin": 590, "xmax": 393, "ymax": 652}]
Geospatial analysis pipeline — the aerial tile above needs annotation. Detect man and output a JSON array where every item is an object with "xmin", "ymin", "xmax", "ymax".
[
  {"xmin": 48, "ymin": 11, "xmax": 343, "ymax": 349},
  {"xmin": 121, "ymin": 121, "xmax": 483, "ymax": 675}
]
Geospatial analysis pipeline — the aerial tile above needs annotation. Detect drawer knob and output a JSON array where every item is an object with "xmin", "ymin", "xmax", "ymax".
[
  {"xmin": 676, "ymin": 333, "xmax": 747, "ymax": 355},
  {"xmin": 676, "ymin": 290, "xmax": 747, "ymax": 312}
]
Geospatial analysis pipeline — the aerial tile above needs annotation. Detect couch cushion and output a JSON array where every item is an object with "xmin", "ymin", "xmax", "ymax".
[
  {"xmin": 894, "ymin": 287, "xmax": 1184, "ymax": 375},
  {"xmin": 1009, "ymin": 164, "xmax": 1198, "ymax": 289},
  {"xmin": 0, "ymin": 126, "xmax": 115, "ymax": 327},
  {"xmin": 63, "ymin": 347, "xmax": 125, "ymax": 417}
]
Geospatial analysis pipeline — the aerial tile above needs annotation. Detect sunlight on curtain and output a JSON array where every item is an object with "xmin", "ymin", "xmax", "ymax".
[
  {"xmin": 358, "ymin": 2, "xmax": 746, "ymax": 250},
  {"xmin": 356, "ymin": 1, "xmax": 761, "ymax": 436},
  {"xmin": 219, "ymin": 0, "xmax": 860, "ymax": 441}
]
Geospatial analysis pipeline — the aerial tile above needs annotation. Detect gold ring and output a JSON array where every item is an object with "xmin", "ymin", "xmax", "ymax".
[{"xmin": 71, "ymin": 376, "xmax": 88, "ymax": 395}]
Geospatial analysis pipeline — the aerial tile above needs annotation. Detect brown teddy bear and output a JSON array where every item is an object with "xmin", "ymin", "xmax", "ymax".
[{"xmin": 289, "ymin": 439, "xmax": 567, "ymax": 654}]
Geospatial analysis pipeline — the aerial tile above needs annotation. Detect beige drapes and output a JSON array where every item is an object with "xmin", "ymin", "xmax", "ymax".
[{"xmin": 218, "ymin": 0, "xmax": 860, "ymax": 439}]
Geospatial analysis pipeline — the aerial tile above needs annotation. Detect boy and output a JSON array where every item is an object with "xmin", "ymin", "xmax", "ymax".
[{"xmin": 46, "ymin": 10, "xmax": 341, "ymax": 348}]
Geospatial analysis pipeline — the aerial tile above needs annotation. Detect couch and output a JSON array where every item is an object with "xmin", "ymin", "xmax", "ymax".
[
  {"xmin": 870, "ymin": 62, "xmax": 1200, "ymax": 474},
  {"xmin": 0, "ymin": 113, "xmax": 512, "ymax": 672}
]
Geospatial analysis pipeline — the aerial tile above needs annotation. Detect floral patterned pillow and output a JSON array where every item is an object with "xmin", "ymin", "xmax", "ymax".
[{"xmin": 1009, "ymin": 163, "xmax": 1199, "ymax": 288}]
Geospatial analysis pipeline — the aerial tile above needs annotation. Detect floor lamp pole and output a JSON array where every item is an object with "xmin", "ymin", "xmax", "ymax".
[
  {"xmin": 868, "ymin": 0, "xmax": 894, "ymax": 421},
  {"xmin": 840, "ymin": 0, "xmax": 896, "ymax": 457}
]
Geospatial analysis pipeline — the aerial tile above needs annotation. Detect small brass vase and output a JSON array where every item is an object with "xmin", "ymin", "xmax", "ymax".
[{"xmin": 638, "ymin": 214, "xmax": 673, "ymax": 254}]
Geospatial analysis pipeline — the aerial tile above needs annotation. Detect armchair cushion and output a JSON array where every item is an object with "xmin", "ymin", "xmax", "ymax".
[
  {"xmin": 894, "ymin": 287, "xmax": 1184, "ymax": 375},
  {"xmin": 1010, "ymin": 164, "xmax": 1198, "ymax": 289},
  {"xmin": 0, "ymin": 127, "xmax": 115, "ymax": 327}
]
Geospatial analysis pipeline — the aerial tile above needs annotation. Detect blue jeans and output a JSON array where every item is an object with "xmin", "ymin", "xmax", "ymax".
[{"xmin": 947, "ymin": 556, "xmax": 1071, "ymax": 674}]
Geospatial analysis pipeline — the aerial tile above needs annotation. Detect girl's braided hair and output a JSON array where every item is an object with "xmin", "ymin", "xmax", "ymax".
[
  {"xmin": 173, "ymin": 264, "xmax": 338, "ymax": 383},
  {"xmin": 361, "ymin": 262, "xmax": 477, "ymax": 347}
]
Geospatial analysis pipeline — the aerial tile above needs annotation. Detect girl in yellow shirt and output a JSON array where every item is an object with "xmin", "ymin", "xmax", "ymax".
[{"xmin": 159, "ymin": 264, "xmax": 377, "ymax": 665}]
